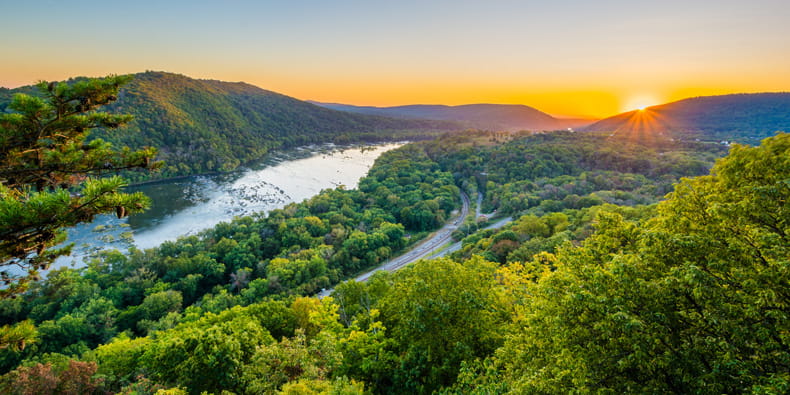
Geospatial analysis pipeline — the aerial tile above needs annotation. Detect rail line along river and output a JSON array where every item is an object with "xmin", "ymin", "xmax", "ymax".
[{"xmin": 53, "ymin": 142, "xmax": 404, "ymax": 271}]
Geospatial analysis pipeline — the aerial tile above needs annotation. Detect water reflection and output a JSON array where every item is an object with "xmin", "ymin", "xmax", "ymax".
[{"xmin": 55, "ymin": 142, "xmax": 402, "ymax": 269}]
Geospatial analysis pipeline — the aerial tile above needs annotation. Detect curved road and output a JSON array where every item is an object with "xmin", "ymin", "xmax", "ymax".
[{"xmin": 318, "ymin": 191, "xmax": 471, "ymax": 297}]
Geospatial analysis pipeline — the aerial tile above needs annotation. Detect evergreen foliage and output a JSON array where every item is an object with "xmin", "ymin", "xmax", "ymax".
[
  {"xmin": 0, "ymin": 76, "xmax": 158, "ymax": 298},
  {"xmin": 1, "ymin": 72, "xmax": 459, "ymax": 182},
  {"xmin": 0, "ymin": 127, "xmax": 785, "ymax": 393}
]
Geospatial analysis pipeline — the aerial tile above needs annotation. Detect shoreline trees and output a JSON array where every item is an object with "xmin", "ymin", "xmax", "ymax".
[{"xmin": 0, "ymin": 75, "xmax": 159, "ymax": 297}]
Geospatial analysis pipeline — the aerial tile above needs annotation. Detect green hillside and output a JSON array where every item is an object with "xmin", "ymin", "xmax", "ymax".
[
  {"xmin": 312, "ymin": 101, "xmax": 593, "ymax": 131},
  {"xmin": 3, "ymin": 75, "xmax": 786, "ymax": 393},
  {"xmin": 1, "ymin": 72, "xmax": 459, "ymax": 179},
  {"xmin": 583, "ymin": 92, "xmax": 790, "ymax": 144}
]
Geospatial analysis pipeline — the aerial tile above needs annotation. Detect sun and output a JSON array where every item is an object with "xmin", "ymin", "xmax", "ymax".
[{"xmin": 622, "ymin": 95, "xmax": 659, "ymax": 113}]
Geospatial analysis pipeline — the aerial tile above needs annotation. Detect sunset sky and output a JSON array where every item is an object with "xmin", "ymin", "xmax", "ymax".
[{"xmin": 2, "ymin": 0, "xmax": 789, "ymax": 118}]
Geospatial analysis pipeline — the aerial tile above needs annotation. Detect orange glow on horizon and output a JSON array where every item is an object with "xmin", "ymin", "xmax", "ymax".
[
  {"xmin": 622, "ymin": 94, "xmax": 661, "ymax": 113},
  {"xmin": 0, "ymin": 67, "xmax": 786, "ymax": 120},
  {"xmin": 284, "ymin": 82, "xmax": 622, "ymax": 119},
  {"xmin": 2, "ymin": 2, "xmax": 790, "ymax": 121}
]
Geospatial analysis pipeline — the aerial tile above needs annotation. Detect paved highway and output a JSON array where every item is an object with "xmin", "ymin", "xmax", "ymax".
[
  {"xmin": 317, "ymin": 190, "xmax": 470, "ymax": 297},
  {"xmin": 317, "ymin": 191, "xmax": 518, "ymax": 298},
  {"xmin": 431, "ymin": 215, "xmax": 513, "ymax": 258}
]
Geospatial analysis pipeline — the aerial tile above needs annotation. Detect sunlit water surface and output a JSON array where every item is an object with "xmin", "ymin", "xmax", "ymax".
[{"xmin": 53, "ymin": 142, "xmax": 402, "ymax": 270}]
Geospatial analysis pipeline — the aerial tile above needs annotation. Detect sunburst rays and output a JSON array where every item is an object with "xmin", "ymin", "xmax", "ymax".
[{"xmin": 609, "ymin": 108, "xmax": 678, "ymax": 144}]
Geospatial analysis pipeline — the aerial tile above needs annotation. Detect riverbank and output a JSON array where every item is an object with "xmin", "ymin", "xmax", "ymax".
[
  {"xmin": 125, "ymin": 139, "xmax": 417, "ymax": 187},
  {"xmin": 53, "ymin": 142, "xmax": 406, "ymax": 272}
]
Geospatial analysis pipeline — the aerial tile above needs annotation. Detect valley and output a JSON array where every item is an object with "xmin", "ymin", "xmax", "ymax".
[
  {"xmin": 3, "ymin": 1, "xmax": 790, "ymax": 392},
  {"xmin": 0, "ymin": 73, "xmax": 788, "ymax": 395},
  {"xmin": 54, "ymin": 142, "xmax": 404, "ymax": 271}
]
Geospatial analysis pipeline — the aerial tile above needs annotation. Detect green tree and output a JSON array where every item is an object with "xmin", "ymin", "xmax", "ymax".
[
  {"xmin": 0, "ymin": 75, "xmax": 158, "ymax": 297},
  {"xmin": 84, "ymin": 333, "xmax": 151, "ymax": 391},
  {"xmin": 141, "ymin": 310, "xmax": 274, "ymax": 394},
  {"xmin": 0, "ymin": 320, "xmax": 36, "ymax": 353},
  {"xmin": 278, "ymin": 376, "xmax": 365, "ymax": 395},
  {"xmin": 336, "ymin": 310, "xmax": 399, "ymax": 391},
  {"xmin": 378, "ymin": 257, "xmax": 508, "ymax": 393},
  {"xmin": 242, "ymin": 329, "xmax": 342, "ymax": 394},
  {"xmin": 498, "ymin": 134, "xmax": 790, "ymax": 393}
]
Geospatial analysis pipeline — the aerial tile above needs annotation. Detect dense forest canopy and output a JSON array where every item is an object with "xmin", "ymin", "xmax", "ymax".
[
  {"xmin": 1, "ymin": 114, "xmax": 783, "ymax": 393},
  {"xmin": 584, "ymin": 92, "xmax": 790, "ymax": 144},
  {"xmin": 0, "ymin": 72, "xmax": 460, "ymax": 182}
]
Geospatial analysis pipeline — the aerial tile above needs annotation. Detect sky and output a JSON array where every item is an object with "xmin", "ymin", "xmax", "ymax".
[{"xmin": 2, "ymin": 0, "xmax": 789, "ymax": 118}]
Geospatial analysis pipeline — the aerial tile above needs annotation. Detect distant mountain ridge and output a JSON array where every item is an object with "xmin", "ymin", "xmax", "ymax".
[
  {"xmin": 310, "ymin": 101, "xmax": 593, "ymax": 131},
  {"xmin": 1, "ymin": 72, "xmax": 459, "ymax": 179},
  {"xmin": 583, "ymin": 92, "xmax": 790, "ymax": 143}
]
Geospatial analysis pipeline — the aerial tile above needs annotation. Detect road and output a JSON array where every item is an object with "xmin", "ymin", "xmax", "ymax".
[
  {"xmin": 431, "ymin": 215, "xmax": 513, "ymax": 258},
  {"xmin": 476, "ymin": 191, "xmax": 483, "ymax": 218},
  {"xmin": 317, "ymin": 190, "xmax": 471, "ymax": 297}
]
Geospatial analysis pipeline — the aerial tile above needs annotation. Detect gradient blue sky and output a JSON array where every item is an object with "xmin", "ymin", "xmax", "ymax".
[{"xmin": 2, "ymin": 0, "xmax": 789, "ymax": 117}]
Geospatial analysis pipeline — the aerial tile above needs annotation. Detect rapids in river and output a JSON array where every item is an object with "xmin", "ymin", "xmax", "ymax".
[{"xmin": 53, "ymin": 142, "xmax": 403, "ymax": 270}]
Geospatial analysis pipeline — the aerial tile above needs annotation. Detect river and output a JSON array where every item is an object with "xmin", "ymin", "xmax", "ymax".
[{"xmin": 54, "ymin": 142, "xmax": 403, "ymax": 270}]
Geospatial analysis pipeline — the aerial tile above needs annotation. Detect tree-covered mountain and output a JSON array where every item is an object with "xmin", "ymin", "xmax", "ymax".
[
  {"xmin": 0, "ymin": 89, "xmax": 10, "ymax": 106},
  {"xmin": 1, "ymin": 72, "xmax": 460, "ymax": 179},
  {"xmin": 583, "ymin": 92, "xmax": 790, "ymax": 143},
  {"xmin": 3, "ymin": 74, "xmax": 787, "ymax": 393},
  {"xmin": 310, "ymin": 101, "xmax": 593, "ymax": 132}
]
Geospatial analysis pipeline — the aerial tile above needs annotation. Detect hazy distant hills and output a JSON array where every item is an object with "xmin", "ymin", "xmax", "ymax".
[
  {"xmin": 6, "ymin": 71, "xmax": 787, "ymax": 178},
  {"xmin": 583, "ymin": 93, "xmax": 790, "ymax": 143},
  {"xmin": 310, "ymin": 102, "xmax": 593, "ymax": 132},
  {"xmin": 1, "ymin": 72, "xmax": 459, "ymax": 178}
]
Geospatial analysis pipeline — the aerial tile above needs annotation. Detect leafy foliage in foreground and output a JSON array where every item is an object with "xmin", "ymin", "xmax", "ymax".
[
  {"xmin": 488, "ymin": 133, "xmax": 789, "ymax": 393},
  {"xmin": 0, "ymin": 143, "xmax": 459, "ymax": 384},
  {"xmin": 0, "ymin": 132, "xmax": 786, "ymax": 394}
]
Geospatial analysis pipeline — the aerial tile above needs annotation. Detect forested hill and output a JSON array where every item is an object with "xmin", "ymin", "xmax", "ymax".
[
  {"xmin": 0, "ymin": 72, "xmax": 460, "ymax": 179},
  {"xmin": 0, "ymin": 88, "xmax": 10, "ymax": 104},
  {"xmin": 310, "ymin": 101, "xmax": 593, "ymax": 131},
  {"xmin": 2, "ymin": 132, "xmax": 786, "ymax": 394},
  {"xmin": 583, "ymin": 92, "xmax": 790, "ymax": 143}
]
